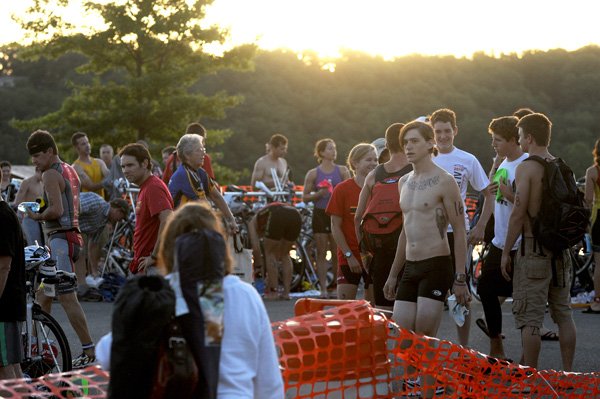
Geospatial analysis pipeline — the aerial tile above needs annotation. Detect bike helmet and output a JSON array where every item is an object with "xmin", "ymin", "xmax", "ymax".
[{"xmin": 24, "ymin": 245, "xmax": 51, "ymax": 269}]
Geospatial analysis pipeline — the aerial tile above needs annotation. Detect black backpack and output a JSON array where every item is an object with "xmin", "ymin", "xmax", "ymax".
[{"xmin": 524, "ymin": 156, "xmax": 590, "ymax": 253}]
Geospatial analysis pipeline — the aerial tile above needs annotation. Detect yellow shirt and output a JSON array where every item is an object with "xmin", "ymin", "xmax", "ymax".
[{"xmin": 74, "ymin": 158, "xmax": 104, "ymax": 197}]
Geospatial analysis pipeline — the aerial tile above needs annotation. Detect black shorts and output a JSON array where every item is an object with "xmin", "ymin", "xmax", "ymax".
[
  {"xmin": 0, "ymin": 321, "xmax": 23, "ymax": 366},
  {"xmin": 312, "ymin": 208, "xmax": 331, "ymax": 234},
  {"xmin": 265, "ymin": 205, "xmax": 302, "ymax": 241},
  {"xmin": 395, "ymin": 256, "xmax": 454, "ymax": 303},
  {"xmin": 592, "ymin": 210, "xmax": 600, "ymax": 252},
  {"xmin": 477, "ymin": 244, "xmax": 514, "ymax": 299},
  {"xmin": 339, "ymin": 264, "xmax": 371, "ymax": 286},
  {"xmin": 370, "ymin": 246, "xmax": 396, "ymax": 307}
]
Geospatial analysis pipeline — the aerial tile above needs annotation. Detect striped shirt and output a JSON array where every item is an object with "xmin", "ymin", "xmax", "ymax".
[{"xmin": 79, "ymin": 192, "xmax": 109, "ymax": 235}]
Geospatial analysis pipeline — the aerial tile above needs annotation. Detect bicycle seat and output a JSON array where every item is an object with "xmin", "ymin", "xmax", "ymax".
[{"xmin": 226, "ymin": 185, "xmax": 246, "ymax": 193}]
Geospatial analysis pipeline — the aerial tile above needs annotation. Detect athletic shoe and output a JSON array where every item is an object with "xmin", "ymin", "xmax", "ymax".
[
  {"xmin": 85, "ymin": 274, "xmax": 104, "ymax": 289},
  {"xmin": 402, "ymin": 376, "xmax": 445, "ymax": 397},
  {"xmin": 72, "ymin": 352, "xmax": 96, "ymax": 369}
]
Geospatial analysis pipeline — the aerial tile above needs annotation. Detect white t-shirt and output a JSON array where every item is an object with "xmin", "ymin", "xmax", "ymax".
[
  {"xmin": 433, "ymin": 147, "xmax": 489, "ymax": 232},
  {"xmin": 96, "ymin": 275, "xmax": 284, "ymax": 399},
  {"xmin": 491, "ymin": 153, "xmax": 529, "ymax": 250}
]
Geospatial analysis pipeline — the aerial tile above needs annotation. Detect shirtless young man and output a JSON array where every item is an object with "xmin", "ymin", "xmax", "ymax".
[
  {"xmin": 500, "ymin": 113, "xmax": 576, "ymax": 371},
  {"xmin": 384, "ymin": 121, "xmax": 470, "ymax": 334},
  {"xmin": 251, "ymin": 134, "xmax": 289, "ymax": 191},
  {"xmin": 13, "ymin": 168, "xmax": 44, "ymax": 245},
  {"xmin": 383, "ymin": 121, "xmax": 469, "ymax": 398}
]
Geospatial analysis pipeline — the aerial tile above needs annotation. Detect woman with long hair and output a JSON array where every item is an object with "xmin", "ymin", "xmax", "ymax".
[
  {"xmin": 302, "ymin": 138, "xmax": 350, "ymax": 297},
  {"xmin": 326, "ymin": 143, "xmax": 378, "ymax": 300},
  {"xmin": 97, "ymin": 202, "xmax": 283, "ymax": 399},
  {"xmin": 583, "ymin": 138, "xmax": 600, "ymax": 313}
]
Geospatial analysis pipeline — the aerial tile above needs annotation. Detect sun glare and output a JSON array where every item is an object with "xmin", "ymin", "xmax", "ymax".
[{"xmin": 1, "ymin": 0, "xmax": 599, "ymax": 60}]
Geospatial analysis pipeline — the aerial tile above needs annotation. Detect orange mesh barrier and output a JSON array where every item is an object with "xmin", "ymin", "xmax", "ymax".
[
  {"xmin": 274, "ymin": 299, "xmax": 600, "ymax": 398},
  {"xmin": 0, "ymin": 366, "xmax": 108, "ymax": 398}
]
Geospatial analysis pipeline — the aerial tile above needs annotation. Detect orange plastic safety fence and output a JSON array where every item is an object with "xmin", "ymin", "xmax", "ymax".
[
  {"xmin": 273, "ymin": 300, "xmax": 600, "ymax": 398},
  {"xmin": 0, "ymin": 366, "xmax": 108, "ymax": 398}
]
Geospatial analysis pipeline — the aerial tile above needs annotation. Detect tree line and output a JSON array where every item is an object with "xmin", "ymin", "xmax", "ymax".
[{"xmin": 1, "ymin": 45, "xmax": 599, "ymax": 182}]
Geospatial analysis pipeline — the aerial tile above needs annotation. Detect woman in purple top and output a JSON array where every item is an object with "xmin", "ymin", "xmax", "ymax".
[{"xmin": 303, "ymin": 139, "xmax": 351, "ymax": 297}]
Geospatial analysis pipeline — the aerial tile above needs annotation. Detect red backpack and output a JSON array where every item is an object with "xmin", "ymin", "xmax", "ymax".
[{"xmin": 361, "ymin": 164, "xmax": 412, "ymax": 252}]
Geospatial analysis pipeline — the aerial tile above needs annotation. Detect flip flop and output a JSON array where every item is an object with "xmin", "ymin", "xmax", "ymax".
[
  {"xmin": 541, "ymin": 330, "xmax": 559, "ymax": 341},
  {"xmin": 582, "ymin": 307, "xmax": 600, "ymax": 314}
]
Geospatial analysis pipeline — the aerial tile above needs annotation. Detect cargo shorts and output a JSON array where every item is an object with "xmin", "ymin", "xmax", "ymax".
[{"xmin": 512, "ymin": 237, "xmax": 573, "ymax": 330}]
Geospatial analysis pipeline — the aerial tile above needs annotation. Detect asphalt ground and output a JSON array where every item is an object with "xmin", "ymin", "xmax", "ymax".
[{"xmin": 51, "ymin": 294, "xmax": 600, "ymax": 374}]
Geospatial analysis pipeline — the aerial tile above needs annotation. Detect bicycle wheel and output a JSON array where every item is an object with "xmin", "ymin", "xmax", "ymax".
[
  {"xmin": 468, "ymin": 244, "xmax": 487, "ymax": 302},
  {"xmin": 570, "ymin": 236, "xmax": 595, "ymax": 293},
  {"xmin": 289, "ymin": 243, "xmax": 306, "ymax": 292},
  {"xmin": 21, "ymin": 307, "xmax": 72, "ymax": 378}
]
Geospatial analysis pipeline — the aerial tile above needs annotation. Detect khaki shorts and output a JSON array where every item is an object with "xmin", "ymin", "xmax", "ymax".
[{"xmin": 512, "ymin": 237, "xmax": 573, "ymax": 329}]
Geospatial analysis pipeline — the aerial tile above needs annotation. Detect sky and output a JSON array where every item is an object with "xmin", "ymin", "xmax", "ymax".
[{"xmin": 1, "ymin": 0, "xmax": 599, "ymax": 59}]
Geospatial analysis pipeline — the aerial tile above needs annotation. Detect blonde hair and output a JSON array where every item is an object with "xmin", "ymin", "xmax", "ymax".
[
  {"xmin": 158, "ymin": 202, "xmax": 232, "ymax": 275},
  {"xmin": 346, "ymin": 143, "xmax": 376, "ymax": 174}
]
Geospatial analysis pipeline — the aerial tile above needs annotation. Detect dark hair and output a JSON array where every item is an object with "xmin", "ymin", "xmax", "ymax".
[
  {"xmin": 313, "ymin": 138, "xmax": 334, "ymax": 163},
  {"xmin": 27, "ymin": 130, "xmax": 58, "ymax": 155},
  {"xmin": 71, "ymin": 132, "xmax": 87, "ymax": 147},
  {"xmin": 110, "ymin": 198, "xmax": 130, "ymax": 217},
  {"xmin": 430, "ymin": 108, "xmax": 457, "ymax": 130},
  {"xmin": 516, "ymin": 113, "xmax": 552, "ymax": 147},
  {"xmin": 384, "ymin": 123, "xmax": 404, "ymax": 154},
  {"xmin": 593, "ymin": 139, "xmax": 600, "ymax": 167},
  {"xmin": 119, "ymin": 143, "xmax": 152, "ymax": 171},
  {"xmin": 488, "ymin": 116, "xmax": 519, "ymax": 142},
  {"xmin": 0, "ymin": 160, "xmax": 11, "ymax": 169},
  {"xmin": 162, "ymin": 145, "xmax": 176, "ymax": 156},
  {"xmin": 185, "ymin": 122, "xmax": 207, "ymax": 137},
  {"xmin": 512, "ymin": 107, "xmax": 534, "ymax": 119},
  {"xmin": 269, "ymin": 134, "xmax": 288, "ymax": 148},
  {"xmin": 399, "ymin": 121, "xmax": 438, "ymax": 156}
]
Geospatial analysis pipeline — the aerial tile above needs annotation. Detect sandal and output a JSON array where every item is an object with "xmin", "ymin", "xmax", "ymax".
[
  {"xmin": 540, "ymin": 330, "xmax": 559, "ymax": 341},
  {"xmin": 582, "ymin": 297, "xmax": 600, "ymax": 314}
]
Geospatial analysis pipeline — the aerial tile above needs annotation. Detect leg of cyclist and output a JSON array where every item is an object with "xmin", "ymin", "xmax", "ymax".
[
  {"xmin": 262, "ymin": 238, "xmax": 280, "ymax": 299},
  {"xmin": 277, "ymin": 240, "xmax": 295, "ymax": 299}
]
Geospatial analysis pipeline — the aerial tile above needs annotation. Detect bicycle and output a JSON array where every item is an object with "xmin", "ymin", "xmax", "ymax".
[
  {"xmin": 289, "ymin": 206, "xmax": 335, "ymax": 293},
  {"xmin": 21, "ymin": 244, "xmax": 72, "ymax": 378},
  {"xmin": 569, "ymin": 233, "xmax": 595, "ymax": 296}
]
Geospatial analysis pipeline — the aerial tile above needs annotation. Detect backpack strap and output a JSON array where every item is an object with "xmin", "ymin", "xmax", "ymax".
[{"xmin": 373, "ymin": 164, "xmax": 386, "ymax": 184}]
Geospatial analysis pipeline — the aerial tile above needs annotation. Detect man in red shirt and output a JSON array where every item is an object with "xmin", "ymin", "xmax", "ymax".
[
  {"xmin": 162, "ymin": 122, "xmax": 215, "ymax": 184},
  {"xmin": 120, "ymin": 143, "xmax": 174, "ymax": 274}
]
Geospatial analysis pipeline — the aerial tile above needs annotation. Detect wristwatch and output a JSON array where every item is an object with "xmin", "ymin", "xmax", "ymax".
[
  {"xmin": 455, "ymin": 272, "xmax": 467, "ymax": 283},
  {"xmin": 344, "ymin": 250, "xmax": 353, "ymax": 259}
]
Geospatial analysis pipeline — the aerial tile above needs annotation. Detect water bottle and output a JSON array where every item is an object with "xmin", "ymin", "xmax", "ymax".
[
  {"xmin": 39, "ymin": 259, "xmax": 58, "ymax": 297},
  {"xmin": 254, "ymin": 277, "xmax": 266, "ymax": 296},
  {"xmin": 18, "ymin": 202, "xmax": 40, "ymax": 213}
]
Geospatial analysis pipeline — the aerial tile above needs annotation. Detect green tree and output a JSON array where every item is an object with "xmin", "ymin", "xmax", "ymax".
[{"xmin": 12, "ymin": 0, "xmax": 255, "ymax": 172}]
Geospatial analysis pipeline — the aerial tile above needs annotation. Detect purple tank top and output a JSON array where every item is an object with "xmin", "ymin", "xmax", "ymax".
[{"xmin": 314, "ymin": 165, "xmax": 343, "ymax": 209}]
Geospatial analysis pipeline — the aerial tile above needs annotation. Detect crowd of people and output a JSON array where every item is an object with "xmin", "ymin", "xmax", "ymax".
[{"xmin": 0, "ymin": 107, "xmax": 598, "ymax": 398}]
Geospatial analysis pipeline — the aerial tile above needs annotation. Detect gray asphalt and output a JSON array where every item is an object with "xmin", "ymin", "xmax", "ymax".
[{"xmin": 51, "ymin": 295, "xmax": 600, "ymax": 374}]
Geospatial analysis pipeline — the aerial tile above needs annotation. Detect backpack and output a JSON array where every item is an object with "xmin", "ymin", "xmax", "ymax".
[
  {"xmin": 524, "ymin": 156, "xmax": 590, "ymax": 253},
  {"xmin": 361, "ymin": 164, "xmax": 412, "ymax": 252}
]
